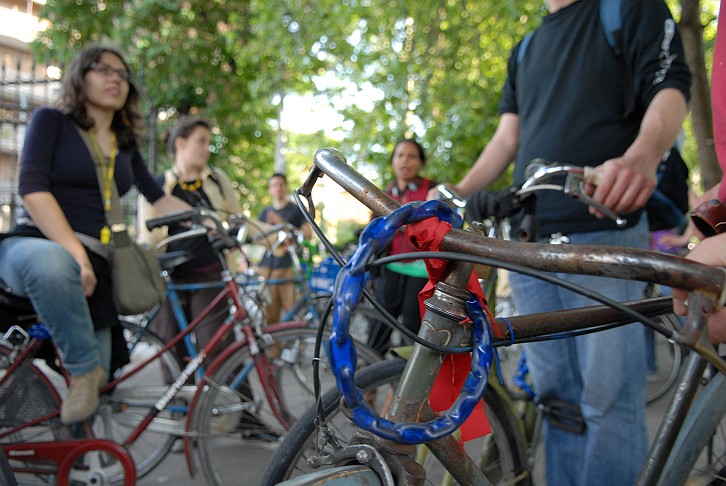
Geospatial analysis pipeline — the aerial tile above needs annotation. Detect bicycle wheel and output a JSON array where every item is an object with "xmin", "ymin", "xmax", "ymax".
[
  {"xmin": 92, "ymin": 317, "xmax": 183, "ymax": 481},
  {"xmin": 191, "ymin": 327, "xmax": 381, "ymax": 486},
  {"xmin": 0, "ymin": 341, "xmax": 72, "ymax": 485},
  {"xmin": 0, "ymin": 446, "xmax": 17, "ymax": 486},
  {"xmin": 657, "ymin": 368, "xmax": 726, "ymax": 485},
  {"xmin": 261, "ymin": 359, "xmax": 530, "ymax": 486},
  {"xmin": 645, "ymin": 313, "xmax": 683, "ymax": 405}
]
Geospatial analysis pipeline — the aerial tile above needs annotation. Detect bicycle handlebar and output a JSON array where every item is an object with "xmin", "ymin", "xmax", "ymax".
[
  {"xmin": 518, "ymin": 159, "xmax": 626, "ymax": 227},
  {"xmin": 146, "ymin": 207, "xmax": 241, "ymax": 250},
  {"xmin": 308, "ymin": 148, "xmax": 725, "ymax": 298},
  {"xmin": 145, "ymin": 208, "xmax": 210, "ymax": 231},
  {"xmin": 305, "ymin": 147, "xmax": 726, "ymax": 447}
]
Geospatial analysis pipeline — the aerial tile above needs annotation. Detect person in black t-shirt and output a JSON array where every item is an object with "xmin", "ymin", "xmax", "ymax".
[
  {"xmin": 258, "ymin": 173, "xmax": 312, "ymax": 324},
  {"xmin": 432, "ymin": 1, "xmax": 690, "ymax": 484}
]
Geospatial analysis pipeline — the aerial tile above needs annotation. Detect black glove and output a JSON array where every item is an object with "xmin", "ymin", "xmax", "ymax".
[{"xmin": 464, "ymin": 186, "xmax": 527, "ymax": 223}]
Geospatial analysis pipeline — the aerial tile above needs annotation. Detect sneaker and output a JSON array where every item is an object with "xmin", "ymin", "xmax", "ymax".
[{"xmin": 61, "ymin": 366, "xmax": 106, "ymax": 424}]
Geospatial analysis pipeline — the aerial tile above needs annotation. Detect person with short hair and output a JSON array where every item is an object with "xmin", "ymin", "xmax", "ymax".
[{"xmin": 258, "ymin": 173, "xmax": 312, "ymax": 324}]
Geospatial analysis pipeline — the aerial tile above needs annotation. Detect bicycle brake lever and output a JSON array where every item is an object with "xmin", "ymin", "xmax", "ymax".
[{"xmin": 566, "ymin": 173, "xmax": 627, "ymax": 227}]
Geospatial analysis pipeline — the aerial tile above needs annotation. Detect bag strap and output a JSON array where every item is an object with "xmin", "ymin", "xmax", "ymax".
[{"xmin": 75, "ymin": 126, "xmax": 130, "ymax": 247}]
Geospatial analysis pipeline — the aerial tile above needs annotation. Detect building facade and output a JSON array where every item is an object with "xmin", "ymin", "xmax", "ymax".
[{"xmin": 0, "ymin": 0, "xmax": 60, "ymax": 231}]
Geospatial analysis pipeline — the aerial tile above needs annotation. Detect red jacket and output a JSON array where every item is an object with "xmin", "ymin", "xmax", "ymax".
[{"xmin": 386, "ymin": 177, "xmax": 434, "ymax": 256}]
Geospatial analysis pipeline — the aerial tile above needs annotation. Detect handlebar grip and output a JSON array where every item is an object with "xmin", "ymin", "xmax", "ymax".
[
  {"xmin": 145, "ymin": 208, "xmax": 203, "ymax": 231},
  {"xmin": 583, "ymin": 166, "xmax": 599, "ymax": 185}
]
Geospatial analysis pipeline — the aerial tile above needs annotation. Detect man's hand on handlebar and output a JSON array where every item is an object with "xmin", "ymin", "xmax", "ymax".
[
  {"xmin": 672, "ymin": 233, "xmax": 726, "ymax": 343},
  {"xmin": 585, "ymin": 157, "xmax": 657, "ymax": 218}
]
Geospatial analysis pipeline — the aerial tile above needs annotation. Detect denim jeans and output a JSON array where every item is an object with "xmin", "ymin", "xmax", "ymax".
[
  {"xmin": 0, "ymin": 237, "xmax": 102, "ymax": 376},
  {"xmin": 509, "ymin": 217, "xmax": 649, "ymax": 486}
]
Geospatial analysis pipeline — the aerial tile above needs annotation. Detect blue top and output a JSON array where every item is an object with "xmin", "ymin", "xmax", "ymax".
[{"xmin": 17, "ymin": 107, "xmax": 164, "ymax": 239}]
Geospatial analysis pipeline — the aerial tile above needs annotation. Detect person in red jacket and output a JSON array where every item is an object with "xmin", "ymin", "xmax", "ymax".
[{"xmin": 367, "ymin": 138, "xmax": 435, "ymax": 355}]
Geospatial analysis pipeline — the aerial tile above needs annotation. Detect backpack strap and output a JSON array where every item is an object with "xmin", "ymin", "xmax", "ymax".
[
  {"xmin": 516, "ymin": 0, "xmax": 633, "ymax": 117},
  {"xmin": 600, "ymin": 0, "xmax": 623, "ymax": 53},
  {"xmin": 517, "ymin": 31, "xmax": 535, "ymax": 65}
]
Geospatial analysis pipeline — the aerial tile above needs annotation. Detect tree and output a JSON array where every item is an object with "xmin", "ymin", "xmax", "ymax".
[
  {"xmin": 679, "ymin": 0, "xmax": 722, "ymax": 191},
  {"xmin": 32, "ymin": 0, "xmax": 719, "ymax": 213},
  {"xmin": 33, "ymin": 0, "xmax": 358, "ymax": 211}
]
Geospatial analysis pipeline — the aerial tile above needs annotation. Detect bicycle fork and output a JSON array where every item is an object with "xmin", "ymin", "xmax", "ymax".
[{"xmin": 351, "ymin": 259, "xmax": 495, "ymax": 486}]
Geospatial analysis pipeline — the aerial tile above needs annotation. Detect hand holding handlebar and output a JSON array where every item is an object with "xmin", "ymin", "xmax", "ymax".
[
  {"xmin": 584, "ymin": 157, "xmax": 657, "ymax": 218},
  {"xmin": 672, "ymin": 233, "xmax": 726, "ymax": 343},
  {"xmin": 519, "ymin": 159, "xmax": 627, "ymax": 227}
]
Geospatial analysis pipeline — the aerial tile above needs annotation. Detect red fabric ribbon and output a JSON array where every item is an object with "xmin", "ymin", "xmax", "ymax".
[{"xmin": 405, "ymin": 218, "xmax": 492, "ymax": 441}]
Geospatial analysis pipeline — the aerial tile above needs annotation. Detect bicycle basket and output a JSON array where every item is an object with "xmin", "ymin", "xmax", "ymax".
[
  {"xmin": 0, "ymin": 356, "xmax": 60, "ymax": 427},
  {"xmin": 308, "ymin": 256, "xmax": 340, "ymax": 294}
]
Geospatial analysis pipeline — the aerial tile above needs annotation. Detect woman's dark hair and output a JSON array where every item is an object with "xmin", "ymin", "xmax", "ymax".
[
  {"xmin": 391, "ymin": 138, "xmax": 427, "ymax": 166},
  {"xmin": 57, "ymin": 45, "xmax": 141, "ymax": 150},
  {"xmin": 167, "ymin": 117, "xmax": 213, "ymax": 155}
]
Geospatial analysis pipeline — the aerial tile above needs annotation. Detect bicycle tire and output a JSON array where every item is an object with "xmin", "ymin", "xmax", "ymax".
[
  {"xmin": 190, "ymin": 327, "xmax": 381, "ymax": 486},
  {"xmin": 657, "ymin": 368, "xmax": 726, "ymax": 485},
  {"xmin": 645, "ymin": 313, "xmax": 683, "ymax": 405},
  {"xmin": 260, "ymin": 358, "xmax": 531, "ymax": 486},
  {"xmin": 92, "ymin": 317, "xmax": 183, "ymax": 481}
]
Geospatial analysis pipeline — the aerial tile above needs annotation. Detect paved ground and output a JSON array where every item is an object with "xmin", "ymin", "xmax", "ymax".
[
  {"xmin": 136, "ymin": 367, "xmax": 678, "ymax": 486},
  {"xmin": 136, "ymin": 441, "xmax": 274, "ymax": 485}
]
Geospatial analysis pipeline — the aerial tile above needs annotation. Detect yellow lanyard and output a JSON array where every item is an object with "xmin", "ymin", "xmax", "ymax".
[{"xmin": 89, "ymin": 131, "xmax": 118, "ymax": 245}]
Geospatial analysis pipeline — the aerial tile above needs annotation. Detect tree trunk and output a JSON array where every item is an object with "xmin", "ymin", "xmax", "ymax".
[{"xmin": 680, "ymin": 0, "xmax": 722, "ymax": 191}]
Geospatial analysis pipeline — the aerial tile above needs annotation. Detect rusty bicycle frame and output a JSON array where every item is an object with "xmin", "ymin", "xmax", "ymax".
[{"xmin": 296, "ymin": 147, "xmax": 726, "ymax": 485}]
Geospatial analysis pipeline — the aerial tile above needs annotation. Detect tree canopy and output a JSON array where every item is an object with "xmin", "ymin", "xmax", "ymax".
[{"xmin": 32, "ymin": 0, "xmax": 719, "ymax": 217}]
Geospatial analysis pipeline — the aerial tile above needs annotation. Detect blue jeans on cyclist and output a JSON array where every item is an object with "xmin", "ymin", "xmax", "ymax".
[
  {"xmin": 0, "ymin": 237, "xmax": 104, "ymax": 375},
  {"xmin": 509, "ymin": 217, "xmax": 649, "ymax": 486}
]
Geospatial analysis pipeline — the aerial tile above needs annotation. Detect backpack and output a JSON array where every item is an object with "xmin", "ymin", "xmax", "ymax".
[{"xmin": 517, "ymin": 0, "xmax": 688, "ymax": 230}]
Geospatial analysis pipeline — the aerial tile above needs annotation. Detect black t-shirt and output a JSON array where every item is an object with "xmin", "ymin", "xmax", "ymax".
[
  {"xmin": 258, "ymin": 202, "xmax": 306, "ymax": 269},
  {"xmin": 499, "ymin": 0, "xmax": 691, "ymax": 235}
]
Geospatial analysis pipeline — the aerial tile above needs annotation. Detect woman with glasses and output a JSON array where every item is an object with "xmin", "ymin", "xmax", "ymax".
[{"xmin": 0, "ymin": 45, "xmax": 189, "ymax": 424}]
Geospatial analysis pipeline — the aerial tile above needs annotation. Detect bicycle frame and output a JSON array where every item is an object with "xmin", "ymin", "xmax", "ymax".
[
  {"xmin": 0, "ymin": 216, "xmax": 314, "ymax": 482},
  {"xmin": 295, "ymin": 147, "xmax": 726, "ymax": 485}
]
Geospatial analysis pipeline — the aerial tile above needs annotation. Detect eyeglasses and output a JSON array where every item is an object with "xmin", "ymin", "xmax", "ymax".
[{"xmin": 89, "ymin": 62, "xmax": 131, "ymax": 82}]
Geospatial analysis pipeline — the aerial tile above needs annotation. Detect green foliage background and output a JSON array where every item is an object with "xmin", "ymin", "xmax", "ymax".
[{"xmin": 32, "ymin": 0, "xmax": 718, "ymax": 216}]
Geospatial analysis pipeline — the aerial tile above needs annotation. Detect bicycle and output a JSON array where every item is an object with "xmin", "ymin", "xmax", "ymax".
[
  {"xmin": 451, "ymin": 165, "xmax": 685, "ymax": 406},
  {"xmin": 0, "ymin": 207, "xmax": 381, "ymax": 486},
  {"xmin": 261, "ymin": 147, "xmax": 726, "ymax": 485}
]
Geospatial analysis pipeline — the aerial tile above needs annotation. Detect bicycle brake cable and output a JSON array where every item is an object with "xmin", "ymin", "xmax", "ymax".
[{"xmin": 372, "ymin": 251, "xmax": 676, "ymax": 343}]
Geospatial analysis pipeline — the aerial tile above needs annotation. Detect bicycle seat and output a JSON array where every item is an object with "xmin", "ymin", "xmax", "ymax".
[
  {"xmin": 0, "ymin": 278, "xmax": 34, "ymax": 314},
  {"xmin": 0, "ymin": 279, "xmax": 37, "ymax": 332},
  {"xmin": 157, "ymin": 250, "xmax": 196, "ymax": 273}
]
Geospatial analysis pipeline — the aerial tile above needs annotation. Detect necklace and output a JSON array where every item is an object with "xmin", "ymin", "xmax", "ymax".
[{"xmin": 177, "ymin": 177, "xmax": 202, "ymax": 192}]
